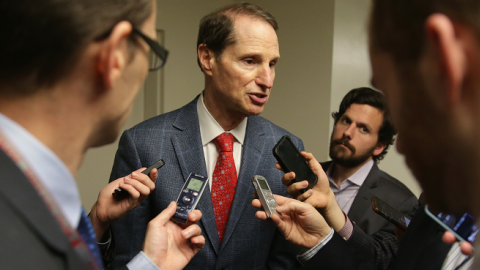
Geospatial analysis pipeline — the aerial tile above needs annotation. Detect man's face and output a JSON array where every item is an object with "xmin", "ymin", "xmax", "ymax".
[
  {"xmin": 329, "ymin": 104, "xmax": 385, "ymax": 168},
  {"xmin": 207, "ymin": 15, "xmax": 280, "ymax": 119}
]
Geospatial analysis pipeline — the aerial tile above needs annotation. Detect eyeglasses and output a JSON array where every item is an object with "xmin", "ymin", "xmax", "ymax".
[
  {"xmin": 96, "ymin": 26, "xmax": 169, "ymax": 71},
  {"xmin": 132, "ymin": 27, "xmax": 169, "ymax": 71}
]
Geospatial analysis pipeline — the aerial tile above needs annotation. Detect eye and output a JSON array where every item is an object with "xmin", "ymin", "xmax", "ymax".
[
  {"xmin": 244, "ymin": 59, "xmax": 254, "ymax": 65},
  {"xmin": 342, "ymin": 118, "xmax": 351, "ymax": 124},
  {"xmin": 269, "ymin": 60, "xmax": 277, "ymax": 68},
  {"xmin": 360, "ymin": 127, "xmax": 369, "ymax": 133}
]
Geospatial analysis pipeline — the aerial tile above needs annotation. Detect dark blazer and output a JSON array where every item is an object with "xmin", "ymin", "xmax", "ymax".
[
  {"xmin": 300, "ymin": 161, "xmax": 418, "ymax": 270},
  {"xmin": 321, "ymin": 161, "xmax": 418, "ymax": 235},
  {"xmin": 0, "ymin": 149, "xmax": 88, "ymax": 270},
  {"xmin": 109, "ymin": 96, "xmax": 303, "ymax": 270},
  {"xmin": 304, "ymin": 202, "xmax": 451, "ymax": 270}
]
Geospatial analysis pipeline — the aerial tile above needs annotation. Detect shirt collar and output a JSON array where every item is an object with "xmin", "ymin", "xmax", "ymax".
[
  {"xmin": 0, "ymin": 113, "xmax": 81, "ymax": 229},
  {"xmin": 197, "ymin": 92, "xmax": 247, "ymax": 145},
  {"xmin": 327, "ymin": 159, "xmax": 374, "ymax": 187}
]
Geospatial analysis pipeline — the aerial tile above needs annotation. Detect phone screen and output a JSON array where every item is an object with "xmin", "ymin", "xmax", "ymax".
[{"xmin": 425, "ymin": 205, "xmax": 479, "ymax": 243}]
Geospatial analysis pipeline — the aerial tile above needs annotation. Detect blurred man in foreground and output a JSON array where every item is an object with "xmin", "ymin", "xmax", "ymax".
[
  {"xmin": 256, "ymin": 0, "xmax": 480, "ymax": 268},
  {"xmin": 0, "ymin": 0, "xmax": 204, "ymax": 269}
]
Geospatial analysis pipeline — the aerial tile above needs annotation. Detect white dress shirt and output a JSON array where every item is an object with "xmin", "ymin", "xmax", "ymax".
[
  {"xmin": 197, "ymin": 93, "xmax": 247, "ymax": 189},
  {"xmin": 327, "ymin": 159, "xmax": 374, "ymax": 214},
  {"xmin": 0, "ymin": 113, "xmax": 156, "ymax": 270}
]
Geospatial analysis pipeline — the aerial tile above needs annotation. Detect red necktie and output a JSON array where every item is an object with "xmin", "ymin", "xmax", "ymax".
[{"xmin": 211, "ymin": 132, "xmax": 238, "ymax": 243}]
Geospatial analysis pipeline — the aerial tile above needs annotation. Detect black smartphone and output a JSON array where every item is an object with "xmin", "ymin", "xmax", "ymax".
[
  {"xmin": 371, "ymin": 196, "xmax": 412, "ymax": 230},
  {"xmin": 272, "ymin": 135, "xmax": 318, "ymax": 193},
  {"xmin": 425, "ymin": 205, "xmax": 479, "ymax": 243},
  {"xmin": 112, "ymin": 159, "xmax": 165, "ymax": 199}
]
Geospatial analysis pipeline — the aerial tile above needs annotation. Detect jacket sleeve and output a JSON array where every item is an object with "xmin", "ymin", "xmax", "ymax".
[{"xmin": 109, "ymin": 130, "xmax": 153, "ymax": 268}]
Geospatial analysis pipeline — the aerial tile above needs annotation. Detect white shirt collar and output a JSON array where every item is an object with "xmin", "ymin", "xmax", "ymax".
[
  {"xmin": 0, "ymin": 113, "xmax": 81, "ymax": 228},
  {"xmin": 327, "ymin": 159, "xmax": 374, "ymax": 187},
  {"xmin": 197, "ymin": 93, "xmax": 247, "ymax": 145}
]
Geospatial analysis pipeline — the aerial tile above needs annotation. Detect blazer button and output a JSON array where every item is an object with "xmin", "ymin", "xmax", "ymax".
[{"xmin": 218, "ymin": 268, "xmax": 226, "ymax": 270}]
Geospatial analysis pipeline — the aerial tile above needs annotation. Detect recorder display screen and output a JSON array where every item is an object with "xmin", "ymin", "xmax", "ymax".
[
  {"xmin": 187, "ymin": 178, "xmax": 204, "ymax": 191},
  {"xmin": 258, "ymin": 179, "xmax": 269, "ymax": 190}
]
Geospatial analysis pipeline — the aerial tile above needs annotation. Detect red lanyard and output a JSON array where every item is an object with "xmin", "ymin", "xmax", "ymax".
[{"xmin": 0, "ymin": 131, "xmax": 101, "ymax": 270}]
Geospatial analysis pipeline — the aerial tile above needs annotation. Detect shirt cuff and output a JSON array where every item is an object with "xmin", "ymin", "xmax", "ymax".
[
  {"xmin": 296, "ymin": 228, "xmax": 334, "ymax": 265},
  {"xmin": 337, "ymin": 215, "xmax": 354, "ymax": 240},
  {"xmin": 126, "ymin": 251, "xmax": 160, "ymax": 270}
]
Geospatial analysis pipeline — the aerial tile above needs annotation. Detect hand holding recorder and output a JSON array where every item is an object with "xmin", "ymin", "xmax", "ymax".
[
  {"xmin": 143, "ymin": 201, "xmax": 205, "ymax": 270},
  {"xmin": 252, "ymin": 194, "xmax": 332, "ymax": 249},
  {"xmin": 89, "ymin": 163, "xmax": 160, "ymax": 240}
]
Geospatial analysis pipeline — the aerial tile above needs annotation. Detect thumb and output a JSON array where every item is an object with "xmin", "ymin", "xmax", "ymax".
[{"xmin": 151, "ymin": 201, "xmax": 177, "ymax": 225}]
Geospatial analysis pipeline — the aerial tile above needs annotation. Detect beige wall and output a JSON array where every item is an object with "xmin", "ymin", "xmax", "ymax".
[
  {"xmin": 77, "ymin": 0, "xmax": 421, "ymax": 211},
  {"xmin": 329, "ymin": 0, "xmax": 420, "ymax": 196}
]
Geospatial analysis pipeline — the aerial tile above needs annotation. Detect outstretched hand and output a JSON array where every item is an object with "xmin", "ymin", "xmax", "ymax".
[
  {"xmin": 253, "ymin": 194, "xmax": 331, "ymax": 249},
  {"xmin": 89, "ymin": 167, "xmax": 158, "ymax": 240},
  {"xmin": 143, "ymin": 201, "xmax": 205, "ymax": 270}
]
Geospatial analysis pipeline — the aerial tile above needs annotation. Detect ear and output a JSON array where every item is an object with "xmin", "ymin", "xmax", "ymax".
[
  {"xmin": 373, "ymin": 142, "xmax": 386, "ymax": 157},
  {"xmin": 424, "ymin": 14, "xmax": 466, "ymax": 105},
  {"xmin": 96, "ymin": 21, "xmax": 133, "ymax": 90},
  {"xmin": 198, "ymin": 43, "xmax": 215, "ymax": 76}
]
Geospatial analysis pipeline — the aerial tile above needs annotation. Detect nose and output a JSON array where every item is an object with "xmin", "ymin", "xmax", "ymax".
[
  {"xmin": 343, "ymin": 123, "xmax": 355, "ymax": 139},
  {"xmin": 256, "ymin": 64, "xmax": 274, "ymax": 89}
]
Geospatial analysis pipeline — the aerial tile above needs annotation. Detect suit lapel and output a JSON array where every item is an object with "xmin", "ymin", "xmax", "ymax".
[
  {"xmin": 221, "ymin": 116, "xmax": 265, "ymax": 249},
  {"xmin": 0, "ymin": 149, "xmax": 73, "ymax": 259},
  {"xmin": 347, "ymin": 164, "xmax": 379, "ymax": 223},
  {"xmin": 170, "ymin": 98, "xmax": 220, "ymax": 253}
]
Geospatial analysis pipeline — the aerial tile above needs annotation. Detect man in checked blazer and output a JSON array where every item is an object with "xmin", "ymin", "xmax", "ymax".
[{"xmin": 109, "ymin": 3, "xmax": 302, "ymax": 270}]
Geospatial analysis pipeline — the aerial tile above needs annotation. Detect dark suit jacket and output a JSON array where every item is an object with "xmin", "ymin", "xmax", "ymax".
[
  {"xmin": 109, "ymin": 96, "xmax": 303, "ymax": 270},
  {"xmin": 0, "ymin": 149, "xmax": 88, "ymax": 270},
  {"xmin": 322, "ymin": 161, "xmax": 418, "ymax": 235},
  {"xmin": 304, "ymin": 202, "xmax": 451, "ymax": 270},
  {"xmin": 300, "ymin": 161, "xmax": 417, "ymax": 270}
]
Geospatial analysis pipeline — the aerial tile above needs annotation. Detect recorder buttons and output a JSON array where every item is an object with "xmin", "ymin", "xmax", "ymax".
[
  {"xmin": 193, "ymin": 192, "xmax": 199, "ymax": 196},
  {"xmin": 182, "ymin": 195, "xmax": 193, "ymax": 204}
]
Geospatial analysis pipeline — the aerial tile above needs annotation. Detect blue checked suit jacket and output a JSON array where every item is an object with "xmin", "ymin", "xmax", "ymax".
[{"xmin": 109, "ymin": 96, "xmax": 303, "ymax": 270}]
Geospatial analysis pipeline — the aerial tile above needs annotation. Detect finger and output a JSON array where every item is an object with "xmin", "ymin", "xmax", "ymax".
[
  {"xmin": 181, "ymin": 224, "xmax": 202, "ymax": 239},
  {"xmin": 131, "ymin": 171, "xmax": 156, "ymax": 191},
  {"xmin": 252, "ymin": 198, "xmax": 263, "ymax": 209},
  {"xmin": 281, "ymin": 172, "xmax": 296, "ymax": 186},
  {"xmin": 460, "ymin": 241, "xmax": 473, "ymax": 256},
  {"xmin": 125, "ymin": 177, "xmax": 151, "ymax": 196},
  {"xmin": 276, "ymin": 199, "xmax": 308, "ymax": 215},
  {"xmin": 255, "ymin": 211, "xmax": 268, "ymax": 221},
  {"xmin": 442, "ymin": 231, "xmax": 457, "ymax": 244},
  {"xmin": 272, "ymin": 194, "xmax": 292, "ymax": 206},
  {"xmin": 270, "ymin": 212, "xmax": 283, "ymax": 225},
  {"xmin": 190, "ymin": 235, "xmax": 206, "ymax": 246},
  {"xmin": 252, "ymin": 192, "xmax": 259, "ymax": 199},
  {"xmin": 286, "ymin": 181, "xmax": 308, "ymax": 198},
  {"xmin": 149, "ymin": 168, "xmax": 158, "ymax": 183},
  {"xmin": 296, "ymin": 189, "xmax": 313, "ymax": 202},
  {"xmin": 150, "ymin": 201, "xmax": 176, "ymax": 226},
  {"xmin": 275, "ymin": 163, "xmax": 284, "ymax": 171},
  {"xmin": 188, "ymin": 210, "xmax": 202, "ymax": 223},
  {"xmin": 301, "ymin": 152, "xmax": 326, "ymax": 177},
  {"xmin": 118, "ymin": 182, "xmax": 140, "ymax": 199}
]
